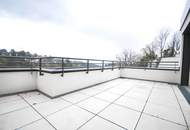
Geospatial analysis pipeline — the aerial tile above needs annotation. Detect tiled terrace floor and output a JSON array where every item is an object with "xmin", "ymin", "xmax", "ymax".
[{"xmin": 0, "ymin": 79, "xmax": 190, "ymax": 130}]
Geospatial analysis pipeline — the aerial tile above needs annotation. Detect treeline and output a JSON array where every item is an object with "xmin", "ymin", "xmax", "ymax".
[
  {"xmin": 0, "ymin": 49, "xmax": 44, "ymax": 57},
  {"xmin": 117, "ymin": 28, "xmax": 181, "ymax": 65},
  {"xmin": 0, "ymin": 49, "xmax": 101, "ymax": 69}
]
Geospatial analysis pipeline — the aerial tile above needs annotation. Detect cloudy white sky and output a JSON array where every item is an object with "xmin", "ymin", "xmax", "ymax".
[{"xmin": 0, "ymin": 0, "xmax": 187, "ymax": 60}]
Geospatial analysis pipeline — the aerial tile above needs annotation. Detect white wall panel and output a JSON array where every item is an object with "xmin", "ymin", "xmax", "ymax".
[
  {"xmin": 121, "ymin": 68, "xmax": 180, "ymax": 84},
  {"xmin": 0, "ymin": 72, "xmax": 37, "ymax": 95},
  {"xmin": 37, "ymin": 70, "xmax": 120, "ymax": 97}
]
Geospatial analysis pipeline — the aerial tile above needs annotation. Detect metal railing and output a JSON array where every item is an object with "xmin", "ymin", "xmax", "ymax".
[
  {"xmin": 39, "ymin": 57, "xmax": 119, "ymax": 75},
  {"xmin": 0, "ymin": 56, "xmax": 39, "ymax": 69},
  {"xmin": 120, "ymin": 61, "xmax": 180, "ymax": 70},
  {"xmin": 0, "ymin": 56, "xmax": 120, "ymax": 75},
  {"xmin": 0, "ymin": 56, "xmax": 180, "ymax": 75}
]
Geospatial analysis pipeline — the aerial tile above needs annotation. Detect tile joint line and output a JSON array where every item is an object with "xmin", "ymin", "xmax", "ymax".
[
  {"xmin": 134, "ymin": 82, "xmax": 155, "ymax": 130},
  {"xmin": 77, "ymin": 82, "xmax": 135, "ymax": 130},
  {"xmin": 18, "ymin": 95, "xmax": 58, "ymax": 130},
  {"xmin": 171, "ymin": 86, "xmax": 189, "ymax": 129}
]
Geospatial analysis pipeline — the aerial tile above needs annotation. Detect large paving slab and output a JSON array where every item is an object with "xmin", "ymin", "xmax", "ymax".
[{"xmin": 0, "ymin": 78, "xmax": 189, "ymax": 130}]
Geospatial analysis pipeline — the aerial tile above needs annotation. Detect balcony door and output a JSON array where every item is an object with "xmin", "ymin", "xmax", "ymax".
[{"xmin": 181, "ymin": 23, "xmax": 190, "ymax": 86}]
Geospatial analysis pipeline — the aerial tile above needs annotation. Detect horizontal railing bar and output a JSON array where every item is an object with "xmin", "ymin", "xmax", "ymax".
[
  {"xmin": 0, "ymin": 56, "xmax": 180, "ymax": 73},
  {"xmin": 0, "ymin": 56, "xmax": 117, "ymax": 62},
  {"xmin": 121, "ymin": 61, "xmax": 179, "ymax": 63},
  {"xmin": 40, "ymin": 57, "xmax": 116, "ymax": 62},
  {"xmin": 40, "ymin": 62, "xmax": 104, "ymax": 64},
  {"xmin": 0, "ymin": 56, "xmax": 178, "ymax": 63}
]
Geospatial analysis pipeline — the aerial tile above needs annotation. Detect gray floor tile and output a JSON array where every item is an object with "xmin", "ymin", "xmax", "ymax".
[
  {"xmin": 94, "ymin": 91, "xmax": 120, "ymax": 102},
  {"xmin": 144, "ymin": 102, "xmax": 186, "ymax": 126},
  {"xmin": 136, "ymin": 114, "xmax": 187, "ymax": 130},
  {"xmin": 34, "ymin": 98, "xmax": 71, "ymax": 116},
  {"xmin": 124, "ymin": 91, "xmax": 148, "ymax": 101},
  {"xmin": 0, "ymin": 107, "xmax": 41, "ymax": 130},
  {"xmin": 46, "ymin": 105, "xmax": 94, "ymax": 130},
  {"xmin": 77, "ymin": 97, "xmax": 110, "ymax": 114},
  {"xmin": 19, "ymin": 91, "xmax": 41, "ymax": 98},
  {"xmin": 0, "ymin": 95, "xmax": 22, "ymax": 104},
  {"xmin": 61, "ymin": 92, "xmax": 89, "ymax": 103},
  {"xmin": 79, "ymin": 88, "xmax": 102, "ymax": 96},
  {"xmin": 114, "ymin": 96, "xmax": 145, "ymax": 111},
  {"xmin": 79, "ymin": 116, "xmax": 124, "ymax": 130},
  {"xmin": 106, "ymin": 87, "xmax": 127, "ymax": 95},
  {"xmin": 23, "ymin": 94, "xmax": 50, "ymax": 105},
  {"xmin": 18, "ymin": 119, "xmax": 55, "ymax": 130},
  {"xmin": 99, "ymin": 104, "xmax": 140, "ymax": 130},
  {"xmin": 0, "ymin": 99, "xmax": 29, "ymax": 115}
]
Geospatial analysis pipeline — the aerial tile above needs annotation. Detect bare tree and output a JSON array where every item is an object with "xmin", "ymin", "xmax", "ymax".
[
  {"xmin": 141, "ymin": 42, "xmax": 158, "ymax": 62},
  {"xmin": 124, "ymin": 50, "xmax": 139, "ymax": 64},
  {"xmin": 116, "ymin": 54, "xmax": 122, "ymax": 62},
  {"xmin": 169, "ymin": 31, "xmax": 181, "ymax": 56},
  {"xmin": 116, "ymin": 50, "xmax": 139, "ymax": 66},
  {"xmin": 155, "ymin": 29, "xmax": 170, "ymax": 58}
]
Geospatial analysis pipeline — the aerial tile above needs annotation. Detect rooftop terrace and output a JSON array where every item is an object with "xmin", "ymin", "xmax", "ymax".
[
  {"xmin": 1, "ymin": 0, "xmax": 190, "ymax": 129},
  {"xmin": 0, "ymin": 78, "xmax": 189, "ymax": 130}
]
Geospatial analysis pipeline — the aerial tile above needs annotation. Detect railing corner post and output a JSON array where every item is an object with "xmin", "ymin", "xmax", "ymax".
[
  {"xmin": 101, "ymin": 60, "xmax": 104, "ymax": 72},
  {"xmin": 119, "ymin": 61, "xmax": 121, "ymax": 70},
  {"xmin": 61, "ymin": 58, "xmax": 64, "ymax": 77},
  {"xmin": 86, "ymin": 59, "xmax": 89, "ymax": 74},
  {"xmin": 112, "ymin": 61, "xmax": 114, "ymax": 71},
  {"xmin": 39, "ymin": 58, "xmax": 43, "ymax": 76}
]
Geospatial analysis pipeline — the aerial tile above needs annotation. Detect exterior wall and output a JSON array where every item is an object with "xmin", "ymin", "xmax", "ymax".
[
  {"xmin": 37, "ymin": 69, "xmax": 120, "ymax": 97},
  {"xmin": 0, "ymin": 72, "xmax": 37, "ymax": 95},
  {"xmin": 180, "ymin": 0, "xmax": 190, "ymax": 33},
  {"xmin": 180, "ymin": 0, "xmax": 190, "ymax": 86},
  {"xmin": 179, "ymin": 34, "xmax": 184, "ymax": 85},
  {"xmin": 189, "ymin": 71, "xmax": 190, "ymax": 86},
  {"xmin": 0, "ymin": 68, "xmax": 182, "ymax": 97},
  {"xmin": 180, "ymin": 27, "xmax": 190, "ymax": 85},
  {"xmin": 121, "ymin": 68, "xmax": 180, "ymax": 84}
]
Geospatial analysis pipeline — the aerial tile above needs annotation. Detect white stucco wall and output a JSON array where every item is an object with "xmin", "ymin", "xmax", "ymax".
[
  {"xmin": 0, "ymin": 68, "xmax": 182, "ymax": 97},
  {"xmin": 37, "ymin": 69, "xmax": 120, "ymax": 97},
  {"xmin": 0, "ymin": 72, "xmax": 37, "ymax": 95},
  {"xmin": 121, "ymin": 68, "xmax": 180, "ymax": 84}
]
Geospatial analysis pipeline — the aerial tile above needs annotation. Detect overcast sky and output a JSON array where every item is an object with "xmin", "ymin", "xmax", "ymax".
[{"xmin": 0, "ymin": 0, "xmax": 187, "ymax": 60}]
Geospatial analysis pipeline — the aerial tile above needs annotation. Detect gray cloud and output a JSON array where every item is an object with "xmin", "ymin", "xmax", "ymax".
[{"xmin": 0, "ymin": 0, "xmax": 66, "ymax": 23}]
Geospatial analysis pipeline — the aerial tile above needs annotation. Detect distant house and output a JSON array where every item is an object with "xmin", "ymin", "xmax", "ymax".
[
  {"xmin": 148, "ymin": 55, "xmax": 180, "ymax": 70},
  {"xmin": 158, "ymin": 55, "xmax": 180, "ymax": 69}
]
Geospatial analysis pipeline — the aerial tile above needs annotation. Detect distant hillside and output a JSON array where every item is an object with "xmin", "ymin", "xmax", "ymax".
[
  {"xmin": 0, "ymin": 49, "xmax": 43, "ymax": 57},
  {"xmin": 0, "ymin": 49, "xmax": 102, "ymax": 69}
]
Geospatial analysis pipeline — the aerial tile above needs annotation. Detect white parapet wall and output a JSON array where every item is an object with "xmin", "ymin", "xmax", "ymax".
[
  {"xmin": 37, "ymin": 69, "xmax": 120, "ymax": 97},
  {"xmin": 120, "ymin": 68, "xmax": 180, "ymax": 84},
  {"xmin": 0, "ymin": 72, "xmax": 37, "ymax": 95},
  {"xmin": 0, "ymin": 68, "xmax": 182, "ymax": 97}
]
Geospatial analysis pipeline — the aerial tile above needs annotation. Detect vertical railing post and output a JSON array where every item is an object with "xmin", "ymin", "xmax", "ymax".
[
  {"xmin": 175, "ymin": 62, "xmax": 177, "ymax": 70},
  {"xmin": 39, "ymin": 58, "xmax": 43, "ymax": 75},
  {"xmin": 156, "ymin": 61, "xmax": 159, "ymax": 68},
  {"xmin": 30, "ymin": 58, "xmax": 33, "ymax": 70},
  {"xmin": 61, "ymin": 58, "xmax": 64, "ymax": 77},
  {"xmin": 112, "ymin": 61, "xmax": 114, "ymax": 71},
  {"xmin": 119, "ymin": 61, "xmax": 121, "ymax": 70},
  {"xmin": 174, "ymin": 61, "xmax": 177, "ymax": 73},
  {"xmin": 86, "ymin": 59, "xmax": 89, "ymax": 74},
  {"xmin": 102, "ymin": 60, "xmax": 104, "ymax": 72},
  {"xmin": 30, "ymin": 58, "xmax": 33, "ymax": 74}
]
